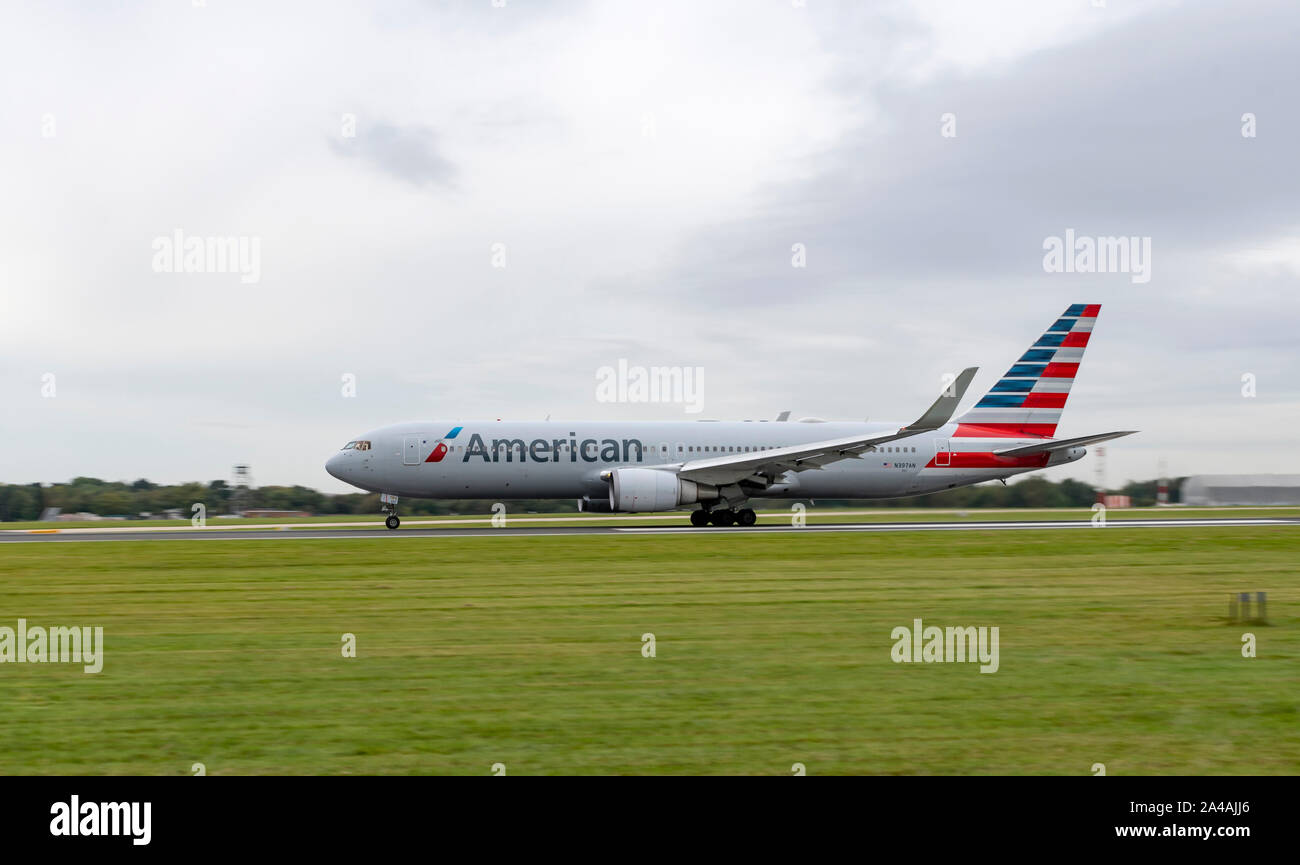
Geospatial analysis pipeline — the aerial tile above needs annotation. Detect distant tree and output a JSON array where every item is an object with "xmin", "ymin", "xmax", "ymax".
[
  {"xmin": 0, "ymin": 486, "xmax": 39, "ymax": 521},
  {"xmin": 1058, "ymin": 478, "xmax": 1096, "ymax": 507},
  {"xmin": 1119, "ymin": 479, "xmax": 1159, "ymax": 507},
  {"xmin": 94, "ymin": 490, "xmax": 135, "ymax": 516}
]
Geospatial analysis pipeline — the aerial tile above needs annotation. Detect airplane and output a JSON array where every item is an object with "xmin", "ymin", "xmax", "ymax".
[{"xmin": 326, "ymin": 304, "xmax": 1135, "ymax": 529}]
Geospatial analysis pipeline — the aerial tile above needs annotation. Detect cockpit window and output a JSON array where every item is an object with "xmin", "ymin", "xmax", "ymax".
[
  {"xmin": 341, "ymin": 440, "xmax": 372, "ymax": 451},
  {"xmin": 355, "ymin": 440, "xmax": 371, "ymax": 451},
  {"xmin": 341, "ymin": 441, "xmax": 356, "ymax": 450}
]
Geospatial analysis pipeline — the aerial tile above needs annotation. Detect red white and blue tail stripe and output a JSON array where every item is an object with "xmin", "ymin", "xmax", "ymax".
[{"xmin": 955, "ymin": 303, "xmax": 1100, "ymax": 438}]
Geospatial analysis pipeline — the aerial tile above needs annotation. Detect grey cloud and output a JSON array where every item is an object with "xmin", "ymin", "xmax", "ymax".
[
  {"xmin": 331, "ymin": 122, "xmax": 459, "ymax": 189},
  {"xmin": 661, "ymin": 0, "xmax": 1300, "ymax": 298}
]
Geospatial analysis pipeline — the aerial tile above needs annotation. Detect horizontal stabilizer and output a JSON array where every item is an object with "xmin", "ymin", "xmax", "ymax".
[{"xmin": 993, "ymin": 430, "xmax": 1137, "ymax": 457}]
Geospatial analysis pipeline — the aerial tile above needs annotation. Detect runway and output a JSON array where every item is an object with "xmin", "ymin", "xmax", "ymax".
[{"xmin": 3, "ymin": 517, "xmax": 1297, "ymax": 542}]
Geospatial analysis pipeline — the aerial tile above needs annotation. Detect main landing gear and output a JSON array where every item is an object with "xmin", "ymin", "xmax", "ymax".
[
  {"xmin": 690, "ymin": 507, "xmax": 757, "ymax": 527},
  {"xmin": 380, "ymin": 493, "xmax": 400, "ymax": 530}
]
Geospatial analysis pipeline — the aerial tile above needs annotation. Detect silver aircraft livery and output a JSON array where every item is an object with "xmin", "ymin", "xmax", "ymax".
[{"xmin": 326, "ymin": 305, "xmax": 1135, "ymax": 528}]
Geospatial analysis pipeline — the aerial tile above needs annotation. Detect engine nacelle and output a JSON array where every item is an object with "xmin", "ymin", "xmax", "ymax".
[{"xmin": 607, "ymin": 468, "xmax": 715, "ymax": 513}]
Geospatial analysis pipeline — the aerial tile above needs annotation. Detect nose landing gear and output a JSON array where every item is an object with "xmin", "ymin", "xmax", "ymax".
[{"xmin": 380, "ymin": 493, "xmax": 400, "ymax": 530}]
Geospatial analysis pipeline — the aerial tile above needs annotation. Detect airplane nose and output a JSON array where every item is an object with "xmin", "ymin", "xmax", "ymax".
[{"xmin": 326, "ymin": 453, "xmax": 345, "ymax": 481}]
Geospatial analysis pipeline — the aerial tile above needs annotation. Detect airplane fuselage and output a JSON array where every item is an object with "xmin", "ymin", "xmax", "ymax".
[{"xmin": 326, "ymin": 420, "xmax": 1084, "ymax": 506}]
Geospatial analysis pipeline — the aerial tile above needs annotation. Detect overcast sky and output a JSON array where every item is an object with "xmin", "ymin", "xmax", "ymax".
[{"xmin": 2, "ymin": 0, "xmax": 1297, "ymax": 494}]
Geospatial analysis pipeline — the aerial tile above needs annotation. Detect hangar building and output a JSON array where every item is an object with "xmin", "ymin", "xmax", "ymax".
[{"xmin": 1181, "ymin": 474, "xmax": 1300, "ymax": 506}]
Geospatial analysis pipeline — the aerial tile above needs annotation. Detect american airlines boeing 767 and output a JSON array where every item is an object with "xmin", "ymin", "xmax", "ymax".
[{"xmin": 325, "ymin": 304, "xmax": 1135, "ymax": 528}]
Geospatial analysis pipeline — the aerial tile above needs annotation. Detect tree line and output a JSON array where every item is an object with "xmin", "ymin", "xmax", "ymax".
[{"xmin": 0, "ymin": 474, "xmax": 1181, "ymax": 522}]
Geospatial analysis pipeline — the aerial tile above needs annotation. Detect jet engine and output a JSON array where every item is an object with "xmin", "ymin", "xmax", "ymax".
[{"xmin": 606, "ymin": 468, "xmax": 716, "ymax": 513}]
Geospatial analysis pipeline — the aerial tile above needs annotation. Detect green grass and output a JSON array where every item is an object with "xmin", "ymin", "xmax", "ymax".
[
  {"xmin": 4, "ymin": 505, "xmax": 1296, "ymax": 532},
  {"xmin": 1, "ymin": 527, "xmax": 1297, "ymax": 774}
]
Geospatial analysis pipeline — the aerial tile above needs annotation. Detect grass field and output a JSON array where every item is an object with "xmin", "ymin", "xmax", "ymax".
[{"xmin": 1, "ymin": 527, "xmax": 1297, "ymax": 774}]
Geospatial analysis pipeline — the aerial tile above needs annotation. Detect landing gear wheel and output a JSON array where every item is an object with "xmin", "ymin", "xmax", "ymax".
[
  {"xmin": 710, "ymin": 510, "xmax": 736, "ymax": 527},
  {"xmin": 737, "ymin": 508, "xmax": 757, "ymax": 527},
  {"xmin": 690, "ymin": 509, "xmax": 711, "ymax": 527},
  {"xmin": 385, "ymin": 515, "xmax": 400, "ymax": 530}
]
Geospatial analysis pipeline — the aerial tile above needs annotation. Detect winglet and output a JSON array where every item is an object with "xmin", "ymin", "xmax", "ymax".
[{"xmin": 903, "ymin": 367, "xmax": 977, "ymax": 432}]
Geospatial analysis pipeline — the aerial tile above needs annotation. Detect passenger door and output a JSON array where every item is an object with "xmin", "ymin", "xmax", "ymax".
[{"xmin": 403, "ymin": 435, "xmax": 423, "ymax": 465}]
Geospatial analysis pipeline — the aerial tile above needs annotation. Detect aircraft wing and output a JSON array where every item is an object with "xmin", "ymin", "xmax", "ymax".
[
  {"xmin": 674, "ymin": 367, "xmax": 978, "ymax": 487},
  {"xmin": 992, "ymin": 430, "xmax": 1138, "ymax": 457}
]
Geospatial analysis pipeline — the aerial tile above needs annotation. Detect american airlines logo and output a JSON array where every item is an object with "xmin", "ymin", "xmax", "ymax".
[
  {"xmin": 454, "ymin": 432, "xmax": 647, "ymax": 463},
  {"xmin": 424, "ymin": 426, "xmax": 463, "ymax": 462}
]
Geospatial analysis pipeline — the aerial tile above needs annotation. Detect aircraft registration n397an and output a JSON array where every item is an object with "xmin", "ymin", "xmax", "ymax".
[{"xmin": 325, "ymin": 304, "xmax": 1136, "ymax": 529}]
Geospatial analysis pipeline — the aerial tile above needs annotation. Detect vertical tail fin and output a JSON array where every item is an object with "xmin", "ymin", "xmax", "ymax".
[{"xmin": 955, "ymin": 303, "xmax": 1101, "ymax": 438}]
